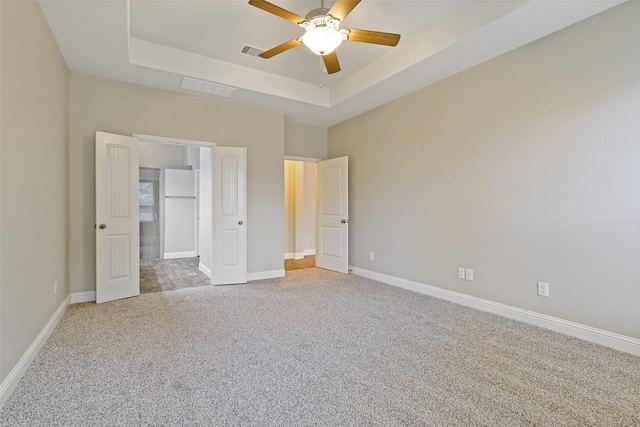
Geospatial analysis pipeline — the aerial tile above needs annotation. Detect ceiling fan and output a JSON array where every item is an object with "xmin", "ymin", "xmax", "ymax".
[{"xmin": 248, "ymin": 0, "xmax": 401, "ymax": 74}]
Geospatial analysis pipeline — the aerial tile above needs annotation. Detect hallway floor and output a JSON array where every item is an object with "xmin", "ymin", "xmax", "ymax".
[
  {"xmin": 140, "ymin": 257, "xmax": 210, "ymax": 294},
  {"xmin": 285, "ymin": 255, "xmax": 315, "ymax": 271}
]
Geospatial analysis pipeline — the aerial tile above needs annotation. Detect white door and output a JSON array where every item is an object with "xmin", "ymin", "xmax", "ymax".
[
  {"xmin": 316, "ymin": 156, "xmax": 349, "ymax": 273},
  {"xmin": 212, "ymin": 146, "xmax": 247, "ymax": 285},
  {"xmin": 95, "ymin": 132, "xmax": 140, "ymax": 303}
]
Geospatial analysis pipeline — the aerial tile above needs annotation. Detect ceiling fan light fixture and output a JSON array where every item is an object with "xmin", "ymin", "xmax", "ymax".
[{"xmin": 301, "ymin": 25, "xmax": 343, "ymax": 56}]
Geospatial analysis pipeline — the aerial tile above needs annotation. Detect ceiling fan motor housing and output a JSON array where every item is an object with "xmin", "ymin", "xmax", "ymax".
[{"xmin": 300, "ymin": 9, "xmax": 341, "ymax": 31}]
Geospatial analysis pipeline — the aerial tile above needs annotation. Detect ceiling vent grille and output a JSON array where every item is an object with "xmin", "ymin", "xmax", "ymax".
[
  {"xmin": 180, "ymin": 77, "xmax": 236, "ymax": 98},
  {"xmin": 239, "ymin": 44, "xmax": 265, "ymax": 58}
]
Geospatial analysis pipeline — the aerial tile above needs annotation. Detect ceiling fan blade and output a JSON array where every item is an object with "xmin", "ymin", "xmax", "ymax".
[
  {"xmin": 323, "ymin": 51, "xmax": 341, "ymax": 74},
  {"xmin": 327, "ymin": 0, "xmax": 361, "ymax": 21},
  {"xmin": 347, "ymin": 28, "xmax": 401, "ymax": 46},
  {"xmin": 248, "ymin": 0, "xmax": 305, "ymax": 25},
  {"xmin": 259, "ymin": 38, "xmax": 303, "ymax": 58}
]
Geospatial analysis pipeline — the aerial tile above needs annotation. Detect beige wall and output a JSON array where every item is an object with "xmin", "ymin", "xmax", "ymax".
[
  {"xmin": 69, "ymin": 73, "xmax": 285, "ymax": 293},
  {"xmin": 328, "ymin": 2, "xmax": 640, "ymax": 339},
  {"xmin": 0, "ymin": 0, "xmax": 69, "ymax": 381},
  {"xmin": 139, "ymin": 140, "xmax": 187, "ymax": 169},
  {"xmin": 284, "ymin": 161, "xmax": 296, "ymax": 256},
  {"xmin": 285, "ymin": 121, "xmax": 327, "ymax": 160},
  {"xmin": 302, "ymin": 162, "xmax": 317, "ymax": 253}
]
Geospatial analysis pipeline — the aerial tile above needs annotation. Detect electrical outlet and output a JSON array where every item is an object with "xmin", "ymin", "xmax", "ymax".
[
  {"xmin": 537, "ymin": 282, "xmax": 549, "ymax": 297},
  {"xmin": 369, "ymin": 252, "xmax": 375, "ymax": 261},
  {"xmin": 457, "ymin": 268, "xmax": 465, "ymax": 279},
  {"xmin": 54, "ymin": 280, "xmax": 58, "ymax": 295},
  {"xmin": 465, "ymin": 268, "xmax": 474, "ymax": 281}
]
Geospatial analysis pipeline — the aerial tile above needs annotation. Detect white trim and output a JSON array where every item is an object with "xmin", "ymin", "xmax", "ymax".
[
  {"xmin": 247, "ymin": 269, "xmax": 285, "ymax": 281},
  {"xmin": 163, "ymin": 251, "xmax": 197, "ymax": 260},
  {"xmin": 133, "ymin": 133, "xmax": 216, "ymax": 148},
  {"xmin": 350, "ymin": 266, "xmax": 640, "ymax": 356},
  {"xmin": 199, "ymin": 262, "xmax": 211, "ymax": 279},
  {"xmin": 284, "ymin": 156, "xmax": 321, "ymax": 163},
  {"xmin": 0, "ymin": 296, "xmax": 70, "ymax": 408},
  {"xmin": 286, "ymin": 251, "xmax": 315, "ymax": 259},
  {"xmin": 70, "ymin": 291, "xmax": 96, "ymax": 303}
]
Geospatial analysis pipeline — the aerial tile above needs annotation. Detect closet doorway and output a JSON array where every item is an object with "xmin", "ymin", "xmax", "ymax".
[{"xmin": 138, "ymin": 139, "xmax": 212, "ymax": 293}]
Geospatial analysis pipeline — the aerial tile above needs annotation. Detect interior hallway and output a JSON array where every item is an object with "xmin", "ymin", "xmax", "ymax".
[{"xmin": 285, "ymin": 255, "xmax": 315, "ymax": 271}]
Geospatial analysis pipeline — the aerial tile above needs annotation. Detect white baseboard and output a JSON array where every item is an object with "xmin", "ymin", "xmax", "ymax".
[
  {"xmin": 199, "ymin": 263, "xmax": 212, "ymax": 279},
  {"xmin": 164, "ymin": 251, "xmax": 197, "ymax": 260},
  {"xmin": 70, "ymin": 291, "xmax": 96, "ymax": 303},
  {"xmin": 247, "ymin": 269, "xmax": 285, "ymax": 281},
  {"xmin": 285, "ymin": 251, "xmax": 315, "ymax": 260},
  {"xmin": 0, "ymin": 295, "xmax": 70, "ymax": 408},
  {"xmin": 350, "ymin": 266, "xmax": 640, "ymax": 356}
]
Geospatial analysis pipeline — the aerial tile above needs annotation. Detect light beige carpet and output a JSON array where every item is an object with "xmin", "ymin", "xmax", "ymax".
[{"xmin": 1, "ymin": 268, "xmax": 638, "ymax": 426}]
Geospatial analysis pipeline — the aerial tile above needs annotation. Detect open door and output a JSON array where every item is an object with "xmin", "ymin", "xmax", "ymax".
[
  {"xmin": 212, "ymin": 146, "xmax": 247, "ymax": 285},
  {"xmin": 95, "ymin": 132, "xmax": 140, "ymax": 303},
  {"xmin": 316, "ymin": 156, "xmax": 349, "ymax": 274}
]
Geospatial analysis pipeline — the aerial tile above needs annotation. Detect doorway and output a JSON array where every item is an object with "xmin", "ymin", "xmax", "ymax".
[
  {"xmin": 96, "ymin": 132, "xmax": 247, "ymax": 303},
  {"xmin": 138, "ymin": 139, "xmax": 212, "ymax": 293},
  {"xmin": 284, "ymin": 158, "xmax": 318, "ymax": 272}
]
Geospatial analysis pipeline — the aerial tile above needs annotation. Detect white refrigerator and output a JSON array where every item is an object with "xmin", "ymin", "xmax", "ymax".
[{"xmin": 163, "ymin": 168, "xmax": 197, "ymax": 259}]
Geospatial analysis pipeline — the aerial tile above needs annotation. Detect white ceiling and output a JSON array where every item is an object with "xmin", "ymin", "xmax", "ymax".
[{"xmin": 39, "ymin": 0, "xmax": 624, "ymax": 127}]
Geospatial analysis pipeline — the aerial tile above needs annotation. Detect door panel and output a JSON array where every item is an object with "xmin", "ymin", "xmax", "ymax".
[
  {"xmin": 96, "ymin": 132, "xmax": 140, "ymax": 303},
  {"xmin": 212, "ymin": 147, "xmax": 247, "ymax": 284},
  {"xmin": 316, "ymin": 156, "xmax": 349, "ymax": 274}
]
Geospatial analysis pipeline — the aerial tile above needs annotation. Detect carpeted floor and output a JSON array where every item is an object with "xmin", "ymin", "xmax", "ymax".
[{"xmin": 1, "ymin": 268, "xmax": 638, "ymax": 426}]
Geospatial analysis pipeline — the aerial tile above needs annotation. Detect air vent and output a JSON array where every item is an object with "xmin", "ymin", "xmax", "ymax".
[
  {"xmin": 239, "ymin": 44, "xmax": 265, "ymax": 58},
  {"xmin": 180, "ymin": 77, "xmax": 236, "ymax": 98}
]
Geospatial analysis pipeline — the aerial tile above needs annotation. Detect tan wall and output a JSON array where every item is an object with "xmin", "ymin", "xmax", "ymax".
[
  {"xmin": 283, "ymin": 160, "xmax": 296, "ymax": 256},
  {"xmin": 302, "ymin": 162, "xmax": 317, "ymax": 253},
  {"xmin": 139, "ymin": 140, "xmax": 187, "ymax": 169},
  {"xmin": 0, "ymin": 0, "xmax": 69, "ymax": 381},
  {"xmin": 328, "ymin": 2, "xmax": 640, "ymax": 339},
  {"xmin": 285, "ymin": 121, "xmax": 327, "ymax": 160},
  {"xmin": 69, "ymin": 73, "xmax": 285, "ymax": 293}
]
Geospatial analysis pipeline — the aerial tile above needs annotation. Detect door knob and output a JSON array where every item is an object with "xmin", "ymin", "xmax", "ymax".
[
  {"xmin": 238, "ymin": 220, "xmax": 244, "ymax": 225},
  {"xmin": 341, "ymin": 219, "xmax": 349, "ymax": 224},
  {"xmin": 99, "ymin": 224, "xmax": 107, "ymax": 229}
]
